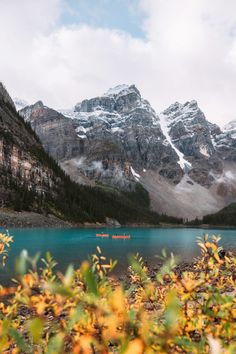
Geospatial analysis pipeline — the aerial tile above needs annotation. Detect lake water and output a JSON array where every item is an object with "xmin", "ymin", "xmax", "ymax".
[{"xmin": 1, "ymin": 227, "xmax": 236, "ymax": 284}]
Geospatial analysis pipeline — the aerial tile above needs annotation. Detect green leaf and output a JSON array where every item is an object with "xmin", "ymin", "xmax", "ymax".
[
  {"xmin": 161, "ymin": 249, "xmax": 167, "ymax": 258},
  {"xmin": 64, "ymin": 264, "xmax": 74, "ymax": 286},
  {"xmin": 48, "ymin": 283, "xmax": 73, "ymax": 297},
  {"xmin": 128, "ymin": 254, "xmax": 148, "ymax": 283},
  {"xmin": 164, "ymin": 290, "xmax": 180, "ymax": 331},
  {"xmin": 81, "ymin": 263, "xmax": 98, "ymax": 296},
  {"xmin": 9, "ymin": 328, "xmax": 31, "ymax": 354},
  {"xmin": 15, "ymin": 249, "xmax": 28, "ymax": 275},
  {"xmin": 110, "ymin": 259, "xmax": 118, "ymax": 272},
  {"xmin": 46, "ymin": 251, "xmax": 52, "ymax": 263},
  {"xmin": 46, "ymin": 333, "xmax": 64, "ymax": 354},
  {"xmin": 27, "ymin": 318, "xmax": 43, "ymax": 344},
  {"xmin": 67, "ymin": 305, "xmax": 84, "ymax": 332}
]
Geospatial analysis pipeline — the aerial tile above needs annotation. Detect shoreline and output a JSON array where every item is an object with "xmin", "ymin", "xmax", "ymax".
[{"xmin": 0, "ymin": 209, "xmax": 235, "ymax": 229}]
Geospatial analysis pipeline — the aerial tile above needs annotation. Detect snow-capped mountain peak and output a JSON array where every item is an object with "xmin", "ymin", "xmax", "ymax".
[
  {"xmin": 104, "ymin": 84, "xmax": 140, "ymax": 98},
  {"xmin": 13, "ymin": 97, "xmax": 29, "ymax": 111}
]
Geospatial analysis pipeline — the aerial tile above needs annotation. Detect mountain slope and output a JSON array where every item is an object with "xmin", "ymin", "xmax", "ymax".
[{"xmin": 0, "ymin": 82, "xmax": 165, "ymax": 225}]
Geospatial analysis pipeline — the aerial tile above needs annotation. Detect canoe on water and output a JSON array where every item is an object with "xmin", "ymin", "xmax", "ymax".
[
  {"xmin": 96, "ymin": 233, "xmax": 109, "ymax": 237},
  {"xmin": 112, "ymin": 235, "xmax": 131, "ymax": 239}
]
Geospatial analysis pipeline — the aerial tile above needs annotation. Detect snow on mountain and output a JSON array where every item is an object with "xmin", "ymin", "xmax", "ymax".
[
  {"xmin": 159, "ymin": 112, "xmax": 192, "ymax": 171},
  {"xmin": 130, "ymin": 166, "xmax": 141, "ymax": 181},
  {"xmin": 13, "ymin": 98, "xmax": 29, "ymax": 111},
  {"xmin": 209, "ymin": 120, "xmax": 236, "ymax": 161},
  {"xmin": 104, "ymin": 84, "xmax": 132, "ymax": 96},
  {"xmin": 224, "ymin": 120, "xmax": 236, "ymax": 139},
  {"xmin": 59, "ymin": 84, "xmax": 158, "ymax": 141},
  {"xmin": 161, "ymin": 100, "xmax": 216, "ymax": 160},
  {"xmin": 58, "ymin": 108, "xmax": 79, "ymax": 120}
]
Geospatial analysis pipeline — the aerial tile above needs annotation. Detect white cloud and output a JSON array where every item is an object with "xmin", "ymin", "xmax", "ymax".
[{"xmin": 0, "ymin": 0, "xmax": 236, "ymax": 127}]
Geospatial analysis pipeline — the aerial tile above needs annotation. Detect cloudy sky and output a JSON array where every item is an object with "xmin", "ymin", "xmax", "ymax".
[{"xmin": 0, "ymin": 0, "xmax": 236, "ymax": 127}]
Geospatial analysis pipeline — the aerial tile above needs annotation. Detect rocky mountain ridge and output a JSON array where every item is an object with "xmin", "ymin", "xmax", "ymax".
[{"xmin": 18, "ymin": 84, "xmax": 236, "ymax": 219}]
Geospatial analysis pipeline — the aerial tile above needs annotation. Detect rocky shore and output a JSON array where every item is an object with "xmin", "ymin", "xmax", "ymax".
[
  {"xmin": 0, "ymin": 209, "xmax": 73, "ymax": 228},
  {"xmin": 1, "ymin": 209, "xmax": 235, "ymax": 229}
]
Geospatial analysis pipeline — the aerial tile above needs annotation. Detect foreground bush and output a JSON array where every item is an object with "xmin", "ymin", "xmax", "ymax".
[{"xmin": 1, "ymin": 233, "xmax": 236, "ymax": 353}]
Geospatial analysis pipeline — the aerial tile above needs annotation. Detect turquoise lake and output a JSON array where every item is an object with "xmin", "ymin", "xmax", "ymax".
[{"xmin": 1, "ymin": 227, "xmax": 236, "ymax": 284}]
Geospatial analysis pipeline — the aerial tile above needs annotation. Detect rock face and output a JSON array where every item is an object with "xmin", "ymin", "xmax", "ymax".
[
  {"xmin": 21, "ymin": 101, "xmax": 82, "ymax": 161},
  {"xmin": 18, "ymin": 84, "xmax": 236, "ymax": 219},
  {"xmin": 160, "ymin": 101, "xmax": 224, "ymax": 187},
  {"xmin": 0, "ymin": 83, "xmax": 61, "ymax": 209},
  {"xmin": 211, "ymin": 120, "xmax": 236, "ymax": 162}
]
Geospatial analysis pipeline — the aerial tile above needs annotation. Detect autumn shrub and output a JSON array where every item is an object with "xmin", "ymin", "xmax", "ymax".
[{"xmin": 0, "ymin": 233, "xmax": 236, "ymax": 353}]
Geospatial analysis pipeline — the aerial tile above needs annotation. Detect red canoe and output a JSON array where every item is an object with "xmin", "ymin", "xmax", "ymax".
[
  {"xmin": 112, "ymin": 235, "xmax": 131, "ymax": 239},
  {"xmin": 96, "ymin": 233, "xmax": 109, "ymax": 237}
]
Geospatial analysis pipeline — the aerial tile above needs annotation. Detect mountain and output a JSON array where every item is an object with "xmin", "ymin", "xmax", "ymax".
[
  {"xmin": 0, "ymin": 82, "xmax": 164, "ymax": 225},
  {"xmin": 18, "ymin": 84, "xmax": 236, "ymax": 220},
  {"xmin": 20, "ymin": 84, "xmax": 181, "ymax": 188}
]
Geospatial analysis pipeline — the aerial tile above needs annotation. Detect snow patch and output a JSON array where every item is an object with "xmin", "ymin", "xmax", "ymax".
[
  {"xmin": 14, "ymin": 98, "xmax": 29, "ymax": 111},
  {"xmin": 225, "ymin": 171, "xmax": 236, "ymax": 180},
  {"xmin": 213, "ymin": 170, "xmax": 236, "ymax": 184},
  {"xmin": 75, "ymin": 157, "xmax": 86, "ymax": 167},
  {"xmin": 162, "ymin": 139, "xmax": 169, "ymax": 147},
  {"xmin": 111, "ymin": 127, "xmax": 124, "ymax": 134},
  {"xmin": 76, "ymin": 126, "xmax": 91, "ymax": 134},
  {"xmin": 92, "ymin": 161, "xmax": 103, "ymax": 171},
  {"xmin": 130, "ymin": 166, "xmax": 140, "ymax": 181},
  {"xmin": 200, "ymin": 145, "xmax": 210, "ymax": 158},
  {"xmin": 59, "ymin": 108, "xmax": 80, "ymax": 120},
  {"xmin": 159, "ymin": 113, "xmax": 192, "ymax": 171},
  {"xmin": 105, "ymin": 84, "xmax": 131, "ymax": 96}
]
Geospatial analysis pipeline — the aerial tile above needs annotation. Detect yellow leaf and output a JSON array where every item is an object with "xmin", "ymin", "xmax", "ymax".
[{"xmin": 124, "ymin": 339, "xmax": 144, "ymax": 354}]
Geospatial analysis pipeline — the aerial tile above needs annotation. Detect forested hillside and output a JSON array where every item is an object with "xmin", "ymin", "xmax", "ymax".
[{"xmin": 202, "ymin": 203, "xmax": 236, "ymax": 226}]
